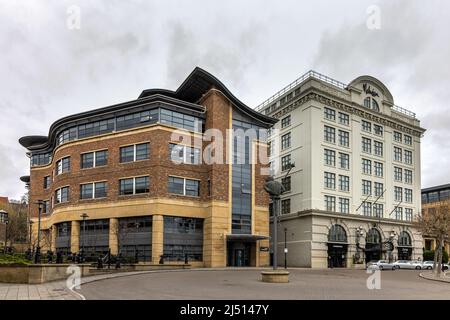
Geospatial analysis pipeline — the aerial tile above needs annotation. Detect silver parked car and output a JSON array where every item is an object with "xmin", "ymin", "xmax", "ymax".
[
  {"xmin": 366, "ymin": 260, "xmax": 396, "ymax": 270},
  {"xmin": 393, "ymin": 260, "xmax": 422, "ymax": 270},
  {"xmin": 422, "ymin": 261, "xmax": 449, "ymax": 270}
]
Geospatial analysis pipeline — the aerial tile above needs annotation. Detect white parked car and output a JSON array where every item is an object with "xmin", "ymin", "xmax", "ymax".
[
  {"xmin": 366, "ymin": 260, "xmax": 396, "ymax": 270},
  {"xmin": 393, "ymin": 260, "xmax": 422, "ymax": 270}
]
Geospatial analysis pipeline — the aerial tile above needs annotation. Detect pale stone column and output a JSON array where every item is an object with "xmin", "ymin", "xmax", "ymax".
[
  {"xmin": 71, "ymin": 221, "xmax": 80, "ymax": 253},
  {"xmin": 109, "ymin": 218, "xmax": 119, "ymax": 255},
  {"xmin": 51, "ymin": 226, "xmax": 57, "ymax": 252},
  {"xmin": 152, "ymin": 215, "xmax": 164, "ymax": 263}
]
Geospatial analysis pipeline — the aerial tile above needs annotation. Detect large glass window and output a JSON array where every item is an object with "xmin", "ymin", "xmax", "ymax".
[
  {"xmin": 324, "ymin": 195, "xmax": 336, "ymax": 212},
  {"xmin": 394, "ymin": 147, "xmax": 402, "ymax": 162},
  {"xmin": 374, "ymin": 162, "xmax": 383, "ymax": 177},
  {"xmin": 362, "ymin": 137, "xmax": 371, "ymax": 153},
  {"xmin": 43, "ymin": 176, "xmax": 51, "ymax": 189},
  {"xmin": 281, "ymin": 115, "xmax": 291, "ymax": 128},
  {"xmin": 405, "ymin": 189, "xmax": 413, "ymax": 203},
  {"xmin": 339, "ymin": 112, "xmax": 349, "ymax": 126},
  {"xmin": 373, "ymin": 203, "xmax": 383, "ymax": 218},
  {"xmin": 116, "ymin": 109, "xmax": 159, "ymax": 130},
  {"xmin": 31, "ymin": 153, "xmax": 52, "ymax": 167},
  {"xmin": 362, "ymin": 120, "xmax": 372, "ymax": 133},
  {"xmin": 55, "ymin": 187, "xmax": 70, "ymax": 204},
  {"xmin": 404, "ymin": 135, "xmax": 412, "ymax": 146},
  {"xmin": 339, "ymin": 198, "xmax": 350, "ymax": 214},
  {"xmin": 163, "ymin": 216, "xmax": 203, "ymax": 261},
  {"xmin": 324, "ymin": 126, "xmax": 335, "ymax": 143},
  {"xmin": 328, "ymin": 225, "xmax": 347, "ymax": 242},
  {"xmin": 281, "ymin": 199, "xmax": 291, "ymax": 215},
  {"xmin": 405, "ymin": 150, "xmax": 413, "ymax": 165},
  {"xmin": 395, "ymin": 207, "xmax": 403, "ymax": 220},
  {"xmin": 78, "ymin": 119, "xmax": 115, "ymax": 139},
  {"xmin": 168, "ymin": 176, "xmax": 199, "ymax": 197},
  {"xmin": 339, "ymin": 153, "xmax": 350, "ymax": 170},
  {"xmin": 324, "ymin": 172, "xmax": 336, "ymax": 189},
  {"xmin": 405, "ymin": 170, "xmax": 413, "ymax": 184},
  {"xmin": 120, "ymin": 143, "xmax": 149, "ymax": 163},
  {"xmin": 362, "ymin": 159, "xmax": 372, "ymax": 175},
  {"xmin": 281, "ymin": 176, "xmax": 291, "ymax": 192},
  {"xmin": 374, "ymin": 124, "xmax": 383, "ymax": 136},
  {"xmin": 394, "ymin": 187, "xmax": 403, "ymax": 202},
  {"xmin": 169, "ymin": 144, "xmax": 200, "ymax": 165},
  {"xmin": 394, "ymin": 131, "xmax": 402, "ymax": 142},
  {"xmin": 324, "ymin": 107, "xmax": 336, "ymax": 121},
  {"xmin": 119, "ymin": 176, "xmax": 149, "ymax": 195},
  {"xmin": 394, "ymin": 167, "xmax": 403, "ymax": 182},
  {"xmin": 374, "ymin": 182, "xmax": 384, "ymax": 197},
  {"xmin": 160, "ymin": 109, "xmax": 203, "ymax": 132},
  {"xmin": 362, "ymin": 202, "xmax": 372, "ymax": 216},
  {"xmin": 362, "ymin": 180, "xmax": 372, "ymax": 196},
  {"xmin": 339, "ymin": 130, "xmax": 349, "ymax": 147},
  {"xmin": 56, "ymin": 157, "xmax": 70, "ymax": 175},
  {"xmin": 405, "ymin": 209, "xmax": 413, "ymax": 222},
  {"xmin": 324, "ymin": 149, "xmax": 335, "ymax": 167},
  {"xmin": 80, "ymin": 182, "xmax": 107, "ymax": 199},
  {"xmin": 374, "ymin": 141, "xmax": 383, "ymax": 157},
  {"xmin": 339, "ymin": 175, "xmax": 350, "ymax": 192},
  {"xmin": 281, "ymin": 154, "xmax": 291, "ymax": 171},
  {"xmin": 118, "ymin": 216, "xmax": 152, "ymax": 262},
  {"xmin": 81, "ymin": 150, "xmax": 108, "ymax": 169},
  {"xmin": 281, "ymin": 132, "xmax": 291, "ymax": 150}
]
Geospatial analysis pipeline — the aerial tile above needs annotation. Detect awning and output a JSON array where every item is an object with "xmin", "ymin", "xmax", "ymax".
[{"xmin": 227, "ymin": 234, "xmax": 269, "ymax": 241}]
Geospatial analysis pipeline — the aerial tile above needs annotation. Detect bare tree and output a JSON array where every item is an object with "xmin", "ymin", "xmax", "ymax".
[
  {"xmin": 416, "ymin": 202, "xmax": 450, "ymax": 277},
  {"xmin": 0, "ymin": 199, "xmax": 28, "ymax": 250}
]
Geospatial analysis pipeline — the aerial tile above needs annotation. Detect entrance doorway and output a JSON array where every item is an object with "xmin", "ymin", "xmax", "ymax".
[
  {"xmin": 398, "ymin": 247, "xmax": 412, "ymax": 260},
  {"xmin": 365, "ymin": 228, "xmax": 382, "ymax": 263},
  {"xmin": 227, "ymin": 241, "xmax": 252, "ymax": 267},
  {"xmin": 327, "ymin": 225, "xmax": 348, "ymax": 268},
  {"xmin": 327, "ymin": 244, "xmax": 347, "ymax": 268}
]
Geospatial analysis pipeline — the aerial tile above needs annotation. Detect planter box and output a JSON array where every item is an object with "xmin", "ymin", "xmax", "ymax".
[{"xmin": 0, "ymin": 264, "xmax": 91, "ymax": 284}]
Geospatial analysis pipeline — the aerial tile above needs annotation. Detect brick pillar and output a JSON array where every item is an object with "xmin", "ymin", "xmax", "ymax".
[
  {"xmin": 51, "ymin": 226, "xmax": 57, "ymax": 252},
  {"xmin": 109, "ymin": 218, "xmax": 119, "ymax": 255},
  {"xmin": 152, "ymin": 215, "xmax": 164, "ymax": 263},
  {"xmin": 71, "ymin": 221, "xmax": 80, "ymax": 253}
]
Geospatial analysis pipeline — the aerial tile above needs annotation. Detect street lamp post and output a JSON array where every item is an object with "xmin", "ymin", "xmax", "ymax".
[
  {"xmin": 80, "ymin": 213, "xmax": 89, "ymax": 262},
  {"xmin": 284, "ymin": 227, "xmax": 287, "ymax": 269},
  {"xmin": 34, "ymin": 201, "xmax": 43, "ymax": 263},
  {"xmin": 28, "ymin": 220, "xmax": 34, "ymax": 251},
  {"xmin": 264, "ymin": 163, "xmax": 295, "ymax": 270}
]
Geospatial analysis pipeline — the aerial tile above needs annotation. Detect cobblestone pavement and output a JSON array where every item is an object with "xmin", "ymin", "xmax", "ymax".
[{"xmin": 78, "ymin": 268, "xmax": 450, "ymax": 300}]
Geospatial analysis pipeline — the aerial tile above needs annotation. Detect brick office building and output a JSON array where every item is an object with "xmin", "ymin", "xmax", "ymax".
[{"xmin": 19, "ymin": 67, "xmax": 276, "ymax": 267}]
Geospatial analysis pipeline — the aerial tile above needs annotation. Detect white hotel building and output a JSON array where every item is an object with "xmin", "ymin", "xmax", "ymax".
[{"xmin": 259, "ymin": 71, "xmax": 426, "ymax": 268}]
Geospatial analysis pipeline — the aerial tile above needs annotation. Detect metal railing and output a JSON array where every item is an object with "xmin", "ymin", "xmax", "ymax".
[
  {"xmin": 392, "ymin": 104, "xmax": 416, "ymax": 119},
  {"xmin": 255, "ymin": 70, "xmax": 347, "ymax": 112},
  {"xmin": 255, "ymin": 70, "xmax": 417, "ymax": 120}
]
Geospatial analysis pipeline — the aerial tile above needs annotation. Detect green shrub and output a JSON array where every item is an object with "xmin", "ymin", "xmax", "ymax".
[
  {"xmin": 423, "ymin": 250, "xmax": 449, "ymax": 263},
  {"xmin": 0, "ymin": 253, "xmax": 31, "ymax": 265}
]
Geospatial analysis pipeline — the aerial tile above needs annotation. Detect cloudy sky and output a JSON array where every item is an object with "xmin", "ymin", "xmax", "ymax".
[{"xmin": 1, "ymin": 0, "xmax": 449, "ymax": 200}]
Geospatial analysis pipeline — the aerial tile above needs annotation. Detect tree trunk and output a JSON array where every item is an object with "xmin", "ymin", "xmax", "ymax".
[
  {"xmin": 433, "ymin": 239, "xmax": 439, "ymax": 274},
  {"xmin": 437, "ymin": 236, "xmax": 444, "ymax": 277}
]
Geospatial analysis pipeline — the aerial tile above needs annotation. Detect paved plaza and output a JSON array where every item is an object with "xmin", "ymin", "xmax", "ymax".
[
  {"xmin": 78, "ymin": 268, "xmax": 450, "ymax": 300},
  {"xmin": 1, "ymin": 268, "xmax": 449, "ymax": 300}
]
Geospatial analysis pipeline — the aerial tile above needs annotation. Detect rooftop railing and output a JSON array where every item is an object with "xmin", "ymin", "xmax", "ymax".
[{"xmin": 255, "ymin": 70, "xmax": 417, "ymax": 119}]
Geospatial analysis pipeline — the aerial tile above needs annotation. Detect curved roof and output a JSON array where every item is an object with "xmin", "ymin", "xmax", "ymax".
[
  {"xmin": 18, "ymin": 136, "xmax": 48, "ymax": 149},
  {"xmin": 140, "ymin": 67, "xmax": 277, "ymax": 126},
  {"xmin": 348, "ymin": 75, "xmax": 394, "ymax": 104},
  {"xmin": 20, "ymin": 67, "xmax": 276, "ymax": 152}
]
